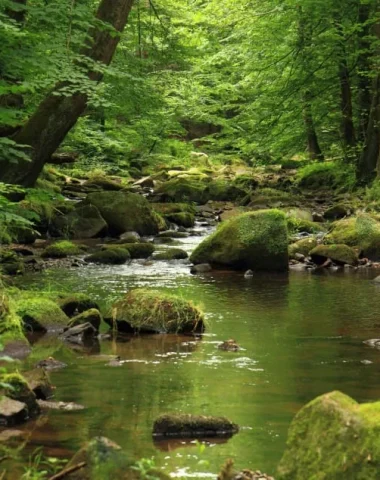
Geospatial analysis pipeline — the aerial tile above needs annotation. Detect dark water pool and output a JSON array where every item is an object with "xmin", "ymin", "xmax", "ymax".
[{"xmin": 5, "ymin": 232, "xmax": 380, "ymax": 478}]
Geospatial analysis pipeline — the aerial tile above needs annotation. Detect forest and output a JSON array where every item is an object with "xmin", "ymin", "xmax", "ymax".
[{"xmin": 2, "ymin": 0, "xmax": 380, "ymax": 479}]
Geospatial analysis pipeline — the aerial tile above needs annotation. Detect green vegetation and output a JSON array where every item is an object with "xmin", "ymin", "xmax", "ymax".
[
  {"xmin": 41, "ymin": 240, "xmax": 84, "ymax": 258},
  {"xmin": 15, "ymin": 295, "xmax": 69, "ymax": 333}
]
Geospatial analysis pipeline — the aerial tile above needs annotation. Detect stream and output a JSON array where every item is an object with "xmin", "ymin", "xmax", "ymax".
[{"xmin": 6, "ymin": 224, "xmax": 380, "ymax": 478}]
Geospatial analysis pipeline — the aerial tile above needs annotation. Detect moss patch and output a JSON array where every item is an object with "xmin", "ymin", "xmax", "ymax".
[
  {"xmin": 310, "ymin": 244, "xmax": 358, "ymax": 266},
  {"xmin": 86, "ymin": 248, "xmax": 131, "ymax": 265},
  {"xmin": 15, "ymin": 295, "xmax": 69, "ymax": 332},
  {"xmin": 190, "ymin": 209, "xmax": 289, "ymax": 271},
  {"xmin": 289, "ymin": 238, "xmax": 318, "ymax": 258},
  {"xmin": 151, "ymin": 203, "xmax": 196, "ymax": 215},
  {"xmin": 154, "ymin": 249, "xmax": 188, "ymax": 260},
  {"xmin": 277, "ymin": 391, "xmax": 380, "ymax": 480},
  {"xmin": 41, "ymin": 240, "xmax": 83, "ymax": 258},
  {"xmin": 153, "ymin": 414, "xmax": 239, "ymax": 438},
  {"xmin": 102, "ymin": 243, "xmax": 154, "ymax": 259},
  {"xmin": 154, "ymin": 178, "xmax": 207, "ymax": 203},
  {"xmin": 165, "ymin": 212, "xmax": 195, "ymax": 228},
  {"xmin": 109, "ymin": 289, "xmax": 205, "ymax": 334},
  {"xmin": 67, "ymin": 308, "xmax": 102, "ymax": 331}
]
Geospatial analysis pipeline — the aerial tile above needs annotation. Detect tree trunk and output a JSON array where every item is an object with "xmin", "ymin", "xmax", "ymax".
[
  {"xmin": 357, "ymin": 3, "xmax": 372, "ymax": 144},
  {"xmin": 303, "ymin": 90, "xmax": 324, "ymax": 161},
  {"xmin": 0, "ymin": 0, "xmax": 134, "ymax": 186}
]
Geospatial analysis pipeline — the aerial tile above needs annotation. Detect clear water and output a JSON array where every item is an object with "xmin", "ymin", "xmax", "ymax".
[{"xmin": 5, "ymin": 228, "xmax": 380, "ymax": 479}]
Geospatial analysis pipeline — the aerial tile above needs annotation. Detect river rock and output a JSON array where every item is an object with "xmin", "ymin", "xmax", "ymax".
[
  {"xmin": 23, "ymin": 368, "xmax": 54, "ymax": 400},
  {"xmin": 218, "ymin": 339, "xmax": 240, "ymax": 351},
  {"xmin": 190, "ymin": 263, "xmax": 212, "ymax": 274},
  {"xmin": 1, "ymin": 373, "xmax": 40, "ymax": 418},
  {"xmin": 154, "ymin": 248, "xmax": 188, "ymax": 260},
  {"xmin": 35, "ymin": 357, "xmax": 68, "ymax": 370},
  {"xmin": 310, "ymin": 244, "xmax": 358, "ymax": 266},
  {"xmin": 244, "ymin": 269, "xmax": 254, "ymax": 278},
  {"xmin": 324, "ymin": 203, "xmax": 350, "ymax": 220},
  {"xmin": 277, "ymin": 391, "xmax": 380, "ymax": 479},
  {"xmin": 67, "ymin": 308, "xmax": 102, "ymax": 332},
  {"xmin": 84, "ymin": 191, "xmax": 163, "ymax": 235},
  {"xmin": 52, "ymin": 204, "xmax": 108, "ymax": 239},
  {"xmin": 0, "ymin": 397, "xmax": 28, "ymax": 427},
  {"xmin": 153, "ymin": 414, "xmax": 239, "ymax": 438},
  {"xmin": 60, "ymin": 322, "xmax": 97, "ymax": 345},
  {"xmin": 56, "ymin": 293, "xmax": 99, "ymax": 317},
  {"xmin": 85, "ymin": 248, "xmax": 131, "ymax": 265},
  {"xmin": 16, "ymin": 297, "xmax": 69, "ymax": 333},
  {"xmin": 108, "ymin": 289, "xmax": 205, "ymax": 334},
  {"xmin": 190, "ymin": 210, "xmax": 289, "ymax": 271},
  {"xmin": 288, "ymin": 237, "xmax": 318, "ymax": 258}
]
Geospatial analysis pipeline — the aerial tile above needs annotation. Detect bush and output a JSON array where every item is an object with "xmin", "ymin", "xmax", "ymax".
[{"xmin": 297, "ymin": 162, "xmax": 356, "ymax": 191}]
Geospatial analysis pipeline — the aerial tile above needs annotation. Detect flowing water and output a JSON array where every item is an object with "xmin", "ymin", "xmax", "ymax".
[{"xmin": 5, "ymin": 226, "xmax": 380, "ymax": 478}]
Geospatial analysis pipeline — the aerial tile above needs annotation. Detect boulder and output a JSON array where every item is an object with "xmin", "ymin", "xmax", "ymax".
[
  {"xmin": 23, "ymin": 368, "xmax": 54, "ymax": 400},
  {"xmin": 67, "ymin": 308, "xmax": 102, "ymax": 332},
  {"xmin": 326, "ymin": 215, "xmax": 380, "ymax": 259},
  {"xmin": 85, "ymin": 248, "xmax": 130, "ymax": 265},
  {"xmin": 84, "ymin": 191, "xmax": 163, "ymax": 235},
  {"xmin": 310, "ymin": 244, "xmax": 358, "ymax": 266},
  {"xmin": 190, "ymin": 263, "xmax": 212, "ymax": 274},
  {"xmin": 102, "ymin": 243, "xmax": 154, "ymax": 259},
  {"xmin": 154, "ymin": 249, "xmax": 188, "ymax": 260},
  {"xmin": 165, "ymin": 212, "xmax": 195, "ymax": 228},
  {"xmin": 153, "ymin": 414, "xmax": 239, "ymax": 438},
  {"xmin": 52, "ymin": 205, "xmax": 107, "ymax": 239},
  {"xmin": 190, "ymin": 210, "xmax": 289, "ymax": 271},
  {"xmin": 153, "ymin": 178, "xmax": 207, "ymax": 203},
  {"xmin": 119, "ymin": 231, "xmax": 140, "ymax": 242},
  {"xmin": 16, "ymin": 296, "xmax": 69, "ymax": 333},
  {"xmin": 288, "ymin": 238, "xmax": 318, "ymax": 258},
  {"xmin": 56, "ymin": 294, "xmax": 99, "ymax": 317},
  {"xmin": 108, "ymin": 289, "xmax": 205, "ymax": 334},
  {"xmin": 157, "ymin": 231, "xmax": 189, "ymax": 239},
  {"xmin": 60, "ymin": 322, "xmax": 97, "ymax": 346},
  {"xmin": 83, "ymin": 176, "xmax": 125, "ymax": 191},
  {"xmin": 151, "ymin": 203, "xmax": 196, "ymax": 215},
  {"xmin": 277, "ymin": 391, "xmax": 380, "ymax": 480},
  {"xmin": 324, "ymin": 203, "xmax": 351, "ymax": 220},
  {"xmin": 41, "ymin": 240, "xmax": 83, "ymax": 258},
  {"xmin": 1, "ymin": 373, "xmax": 40, "ymax": 417}
]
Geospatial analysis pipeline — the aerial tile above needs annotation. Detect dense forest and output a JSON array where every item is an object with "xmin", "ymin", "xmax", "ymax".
[{"xmin": 3, "ymin": 0, "xmax": 380, "ymax": 479}]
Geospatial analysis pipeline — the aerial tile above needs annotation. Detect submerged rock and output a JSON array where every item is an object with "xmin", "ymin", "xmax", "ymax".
[
  {"xmin": 60, "ymin": 322, "xmax": 97, "ymax": 345},
  {"xmin": 67, "ymin": 308, "xmax": 102, "ymax": 332},
  {"xmin": 35, "ymin": 356, "xmax": 68, "ymax": 370},
  {"xmin": 277, "ymin": 391, "xmax": 380, "ymax": 479},
  {"xmin": 23, "ymin": 368, "xmax": 54, "ymax": 400},
  {"xmin": 153, "ymin": 414, "xmax": 239, "ymax": 438},
  {"xmin": 108, "ymin": 289, "xmax": 205, "ymax": 334},
  {"xmin": 218, "ymin": 339, "xmax": 240, "ymax": 351},
  {"xmin": 190, "ymin": 263, "xmax": 212, "ymax": 274},
  {"xmin": 190, "ymin": 210, "xmax": 289, "ymax": 271},
  {"xmin": 37, "ymin": 400, "xmax": 84, "ymax": 411}
]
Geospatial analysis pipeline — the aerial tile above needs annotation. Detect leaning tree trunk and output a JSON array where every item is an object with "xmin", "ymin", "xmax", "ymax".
[{"xmin": 0, "ymin": 0, "xmax": 134, "ymax": 186}]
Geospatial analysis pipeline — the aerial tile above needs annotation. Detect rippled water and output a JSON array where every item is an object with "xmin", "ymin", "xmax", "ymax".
[{"xmin": 5, "ymin": 227, "xmax": 380, "ymax": 478}]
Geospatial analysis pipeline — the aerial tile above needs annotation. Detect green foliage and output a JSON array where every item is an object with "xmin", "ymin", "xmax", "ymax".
[
  {"xmin": 296, "ymin": 162, "xmax": 356, "ymax": 191},
  {"xmin": 41, "ymin": 240, "xmax": 83, "ymax": 258}
]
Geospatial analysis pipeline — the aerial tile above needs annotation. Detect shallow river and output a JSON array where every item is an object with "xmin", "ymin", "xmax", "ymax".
[{"xmin": 6, "ymin": 227, "xmax": 380, "ymax": 478}]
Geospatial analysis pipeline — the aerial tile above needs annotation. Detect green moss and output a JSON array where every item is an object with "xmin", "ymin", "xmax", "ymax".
[
  {"xmin": 204, "ymin": 179, "xmax": 247, "ymax": 202},
  {"xmin": 154, "ymin": 178, "xmax": 207, "ymax": 203},
  {"xmin": 55, "ymin": 293, "xmax": 99, "ymax": 317},
  {"xmin": 165, "ymin": 212, "xmax": 195, "ymax": 228},
  {"xmin": 151, "ymin": 203, "xmax": 196, "ymax": 215},
  {"xmin": 110, "ymin": 289, "xmax": 205, "ymax": 334},
  {"xmin": 15, "ymin": 296, "xmax": 69, "ymax": 332},
  {"xmin": 287, "ymin": 216, "xmax": 325, "ymax": 234},
  {"xmin": 277, "ymin": 391, "xmax": 380, "ymax": 480},
  {"xmin": 86, "ymin": 248, "xmax": 131, "ymax": 264},
  {"xmin": 289, "ymin": 238, "xmax": 318, "ymax": 258},
  {"xmin": 154, "ymin": 248, "xmax": 188, "ymax": 260},
  {"xmin": 84, "ymin": 175, "xmax": 125, "ymax": 191},
  {"xmin": 248, "ymin": 188, "xmax": 293, "ymax": 208},
  {"xmin": 1, "ymin": 373, "xmax": 39, "ymax": 416},
  {"xmin": 41, "ymin": 240, "xmax": 83, "ymax": 258},
  {"xmin": 102, "ymin": 243, "xmax": 154, "ymax": 259},
  {"xmin": 190, "ymin": 209, "xmax": 289, "ymax": 271},
  {"xmin": 297, "ymin": 161, "xmax": 356, "ymax": 191},
  {"xmin": 326, "ymin": 214, "xmax": 380, "ymax": 259},
  {"xmin": 0, "ymin": 287, "xmax": 26, "ymax": 345},
  {"xmin": 84, "ymin": 191, "xmax": 162, "ymax": 235},
  {"xmin": 310, "ymin": 244, "xmax": 358, "ymax": 266},
  {"xmin": 153, "ymin": 414, "xmax": 239, "ymax": 438},
  {"xmin": 67, "ymin": 308, "xmax": 102, "ymax": 331},
  {"xmin": 52, "ymin": 204, "xmax": 107, "ymax": 239}
]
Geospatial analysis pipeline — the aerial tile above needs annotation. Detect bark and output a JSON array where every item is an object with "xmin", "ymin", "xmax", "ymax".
[
  {"xmin": 303, "ymin": 90, "xmax": 324, "ymax": 161},
  {"xmin": 357, "ymin": 3, "xmax": 372, "ymax": 144},
  {"xmin": 0, "ymin": 0, "xmax": 134, "ymax": 186}
]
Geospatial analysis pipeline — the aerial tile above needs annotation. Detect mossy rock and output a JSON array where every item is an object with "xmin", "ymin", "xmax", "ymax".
[
  {"xmin": 41, "ymin": 240, "xmax": 83, "ymax": 258},
  {"xmin": 285, "ymin": 208, "xmax": 313, "ymax": 223},
  {"xmin": 83, "ymin": 175, "xmax": 125, "ymax": 191},
  {"xmin": 310, "ymin": 244, "xmax": 358, "ymax": 266},
  {"xmin": 190, "ymin": 210, "xmax": 289, "ymax": 271},
  {"xmin": 52, "ymin": 205, "xmax": 107, "ymax": 239},
  {"xmin": 0, "ymin": 373, "xmax": 40, "ymax": 417},
  {"xmin": 109, "ymin": 289, "xmax": 205, "ymax": 334},
  {"xmin": 277, "ymin": 391, "xmax": 380, "ymax": 480},
  {"xmin": 151, "ymin": 203, "xmax": 196, "ymax": 215},
  {"xmin": 204, "ymin": 179, "xmax": 247, "ymax": 202},
  {"xmin": 289, "ymin": 238, "xmax": 318, "ymax": 258},
  {"xmin": 233, "ymin": 175, "xmax": 260, "ymax": 191},
  {"xmin": 86, "ymin": 248, "xmax": 131, "ymax": 265},
  {"xmin": 165, "ymin": 212, "xmax": 195, "ymax": 228},
  {"xmin": 326, "ymin": 215, "xmax": 380, "ymax": 259},
  {"xmin": 0, "ymin": 249, "xmax": 25, "ymax": 276},
  {"xmin": 84, "ymin": 191, "xmax": 163, "ymax": 235},
  {"xmin": 153, "ymin": 414, "xmax": 239, "ymax": 438},
  {"xmin": 16, "ymin": 296, "xmax": 69, "ymax": 333},
  {"xmin": 154, "ymin": 178, "xmax": 207, "ymax": 204},
  {"xmin": 154, "ymin": 249, "xmax": 188, "ymax": 260},
  {"xmin": 67, "ymin": 308, "xmax": 102, "ymax": 332},
  {"xmin": 102, "ymin": 243, "xmax": 154, "ymax": 259},
  {"xmin": 55, "ymin": 294, "xmax": 99, "ymax": 317},
  {"xmin": 0, "ymin": 289, "xmax": 29, "ymax": 356},
  {"xmin": 287, "ymin": 216, "xmax": 325, "ymax": 234},
  {"xmin": 324, "ymin": 203, "xmax": 351, "ymax": 220},
  {"xmin": 157, "ymin": 231, "xmax": 189, "ymax": 239},
  {"xmin": 23, "ymin": 368, "xmax": 54, "ymax": 400}
]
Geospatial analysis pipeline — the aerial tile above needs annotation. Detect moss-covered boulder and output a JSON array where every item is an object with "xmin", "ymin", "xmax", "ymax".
[
  {"xmin": 190, "ymin": 210, "xmax": 289, "ymax": 271},
  {"xmin": 83, "ymin": 175, "xmax": 125, "ymax": 191},
  {"xmin": 310, "ymin": 244, "xmax": 358, "ymax": 266},
  {"xmin": 67, "ymin": 308, "xmax": 102, "ymax": 332},
  {"xmin": 157, "ymin": 231, "xmax": 189, "ymax": 239},
  {"xmin": 0, "ymin": 248, "xmax": 25, "ymax": 276},
  {"xmin": 56, "ymin": 294, "xmax": 99, "ymax": 317},
  {"xmin": 153, "ymin": 414, "xmax": 239, "ymax": 438},
  {"xmin": 108, "ymin": 289, "xmax": 205, "ymax": 334},
  {"xmin": 151, "ymin": 203, "xmax": 196, "ymax": 215},
  {"xmin": 324, "ymin": 203, "xmax": 350, "ymax": 220},
  {"xmin": 86, "ymin": 248, "xmax": 130, "ymax": 265},
  {"xmin": 84, "ymin": 191, "xmax": 162, "ymax": 235},
  {"xmin": 287, "ymin": 216, "xmax": 325, "ymax": 234},
  {"xmin": 23, "ymin": 368, "xmax": 54, "ymax": 400},
  {"xmin": 41, "ymin": 240, "xmax": 83, "ymax": 258},
  {"xmin": 102, "ymin": 243, "xmax": 154, "ymax": 259},
  {"xmin": 16, "ymin": 296, "xmax": 69, "ymax": 333},
  {"xmin": 0, "ymin": 288, "xmax": 29, "ymax": 356},
  {"xmin": 326, "ymin": 214, "xmax": 380, "ymax": 259},
  {"xmin": 154, "ymin": 249, "xmax": 188, "ymax": 260},
  {"xmin": 277, "ymin": 391, "xmax": 380, "ymax": 480},
  {"xmin": 165, "ymin": 212, "xmax": 195, "ymax": 228},
  {"xmin": 204, "ymin": 179, "xmax": 247, "ymax": 202},
  {"xmin": 1, "ymin": 373, "xmax": 40, "ymax": 417},
  {"xmin": 154, "ymin": 178, "xmax": 207, "ymax": 203},
  {"xmin": 52, "ymin": 205, "xmax": 107, "ymax": 239},
  {"xmin": 289, "ymin": 238, "xmax": 318, "ymax": 258}
]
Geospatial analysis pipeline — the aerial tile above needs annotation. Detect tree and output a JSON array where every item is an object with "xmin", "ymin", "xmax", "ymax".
[{"xmin": 0, "ymin": 0, "xmax": 134, "ymax": 186}]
